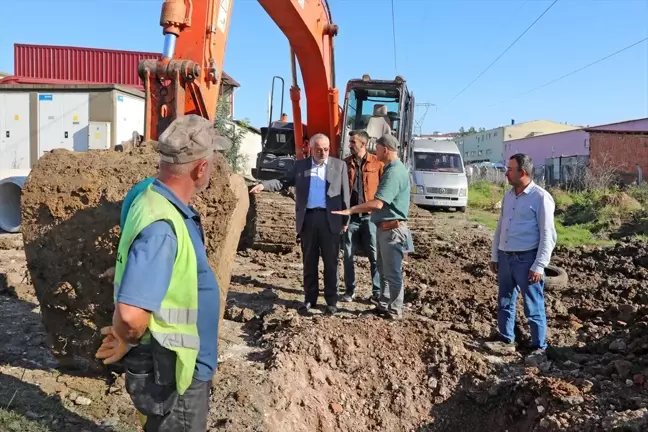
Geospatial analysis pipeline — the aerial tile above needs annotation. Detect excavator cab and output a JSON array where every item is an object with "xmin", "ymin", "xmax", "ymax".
[
  {"xmin": 340, "ymin": 75, "xmax": 415, "ymax": 162},
  {"xmin": 253, "ymin": 120, "xmax": 297, "ymax": 180},
  {"xmin": 252, "ymin": 76, "xmax": 298, "ymax": 180},
  {"xmin": 253, "ymin": 75, "xmax": 415, "ymax": 180}
]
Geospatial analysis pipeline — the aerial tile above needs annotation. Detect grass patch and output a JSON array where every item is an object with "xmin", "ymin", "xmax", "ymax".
[
  {"xmin": 468, "ymin": 182, "xmax": 648, "ymax": 247},
  {"xmin": 467, "ymin": 181, "xmax": 507, "ymax": 210},
  {"xmin": 560, "ymin": 190, "xmax": 643, "ymax": 233},
  {"xmin": 0, "ymin": 409, "xmax": 48, "ymax": 432},
  {"xmin": 555, "ymin": 223, "xmax": 612, "ymax": 248},
  {"xmin": 547, "ymin": 187, "xmax": 574, "ymax": 212},
  {"xmin": 469, "ymin": 209, "xmax": 500, "ymax": 230},
  {"xmin": 627, "ymin": 185, "xmax": 648, "ymax": 206}
]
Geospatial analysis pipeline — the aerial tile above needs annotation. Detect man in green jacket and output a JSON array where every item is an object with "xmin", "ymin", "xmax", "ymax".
[
  {"xmin": 333, "ymin": 134, "xmax": 412, "ymax": 319},
  {"xmin": 95, "ymin": 114, "xmax": 230, "ymax": 431}
]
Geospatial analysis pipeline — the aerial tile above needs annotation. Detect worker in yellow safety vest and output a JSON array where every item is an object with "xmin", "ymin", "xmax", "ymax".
[{"xmin": 95, "ymin": 114, "xmax": 231, "ymax": 431}]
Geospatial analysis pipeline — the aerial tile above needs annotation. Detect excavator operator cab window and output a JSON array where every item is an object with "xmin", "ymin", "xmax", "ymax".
[{"xmin": 342, "ymin": 87, "xmax": 401, "ymax": 158}]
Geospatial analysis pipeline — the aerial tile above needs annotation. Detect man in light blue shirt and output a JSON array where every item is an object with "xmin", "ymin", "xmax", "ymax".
[
  {"xmin": 250, "ymin": 133, "xmax": 350, "ymax": 314},
  {"xmin": 485, "ymin": 153, "xmax": 557, "ymax": 362},
  {"xmin": 306, "ymin": 158, "xmax": 327, "ymax": 209}
]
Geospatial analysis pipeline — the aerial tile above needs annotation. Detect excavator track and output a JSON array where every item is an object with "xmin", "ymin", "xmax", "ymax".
[
  {"xmin": 245, "ymin": 189, "xmax": 299, "ymax": 253},
  {"xmin": 243, "ymin": 188, "xmax": 440, "ymax": 254}
]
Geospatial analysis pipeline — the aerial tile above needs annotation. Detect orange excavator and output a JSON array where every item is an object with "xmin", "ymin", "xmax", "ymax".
[{"xmin": 138, "ymin": 0, "xmax": 415, "ymax": 169}]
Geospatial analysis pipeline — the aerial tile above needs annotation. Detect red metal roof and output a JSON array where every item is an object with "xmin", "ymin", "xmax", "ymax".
[
  {"xmin": 584, "ymin": 129, "xmax": 648, "ymax": 135},
  {"xmin": 13, "ymin": 43, "xmax": 240, "ymax": 88},
  {"xmin": 0, "ymin": 75, "xmax": 145, "ymax": 91}
]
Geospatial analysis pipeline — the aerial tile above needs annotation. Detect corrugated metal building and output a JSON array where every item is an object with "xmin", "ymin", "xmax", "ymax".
[
  {"xmin": 0, "ymin": 43, "xmax": 244, "ymax": 169},
  {"xmin": 15, "ymin": 44, "xmax": 158, "ymax": 88},
  {"xmin": 0, "ymin": 81, "xmax": 145, "ymax": 169},
  {"xmin": 14, "ymin": 43, "xmax": 240, "ymax": 92},
  {"xmin": 13, "ymin": 43, "xmax": 240, "ymax": 116}
]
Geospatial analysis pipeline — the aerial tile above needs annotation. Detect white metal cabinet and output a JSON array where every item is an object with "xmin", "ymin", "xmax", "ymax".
[
  {"xmin": 0, "ymin": 93, "xmax": 31, "ymax": 170},
  {"xmin": 88, "ymin": 121, "xmax": 111, "ymax": 150},
  {"xmin": 63, "ymin": 93, "xmax": 90, "ymax": 152},
  {"xmin": 115, "ymin": 93, "xmax": 144, "ymax": 144},
  {"xmin": 37, "ymin": 93, "xmax": 90, "ymax": 157}
]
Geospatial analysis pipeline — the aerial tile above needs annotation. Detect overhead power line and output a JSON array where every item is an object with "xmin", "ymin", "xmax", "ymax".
[
  {"xmin": 414, "ymin": 103, "xmax": 437, "ymax": 135},
  {"xmin": 488, "ymin": 37, "xmax": 648, "ymax": 107},
  {"xmin": 445, "ymin": 0, "xmax": 559, "ymax": 105},
  {"xmin": 391, "ymin": 0, "xmax": 398, "ymax": 75}
]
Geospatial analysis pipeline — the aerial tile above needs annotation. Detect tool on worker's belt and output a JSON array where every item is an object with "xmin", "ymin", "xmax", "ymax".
[{"xmin": 95, "ymin": 326, "xmax": 135, "ymax": 364}]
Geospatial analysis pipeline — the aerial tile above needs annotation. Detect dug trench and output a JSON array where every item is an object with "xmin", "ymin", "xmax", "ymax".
[{"xmin": 1, "ymin": 166, "xmax": 648, "ymax": 431}]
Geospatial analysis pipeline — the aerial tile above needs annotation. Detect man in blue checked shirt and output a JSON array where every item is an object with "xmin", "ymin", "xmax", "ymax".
[{"xmin": 484, "ymin": 153, "xmax": 557, "ymax": 364}]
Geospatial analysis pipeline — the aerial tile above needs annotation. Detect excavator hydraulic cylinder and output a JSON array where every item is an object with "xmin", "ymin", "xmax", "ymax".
[
  {"xmin": 163, "ymin": 34, "xmax": 177, "ymax": 59},
  {"xmin": 160, "ymin": 0, "xmax": 187, "ymax": 36}
]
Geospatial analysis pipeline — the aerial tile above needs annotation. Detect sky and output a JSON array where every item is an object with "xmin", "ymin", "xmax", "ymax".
[{"xmin": 1, "ymin": 0, "xmax": 647, "ymax": 134}]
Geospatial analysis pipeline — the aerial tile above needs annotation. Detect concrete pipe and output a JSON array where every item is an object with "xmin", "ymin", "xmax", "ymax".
[{"xmin": 0, "ymin": 176, "xmax": 27, "ymax": 233}]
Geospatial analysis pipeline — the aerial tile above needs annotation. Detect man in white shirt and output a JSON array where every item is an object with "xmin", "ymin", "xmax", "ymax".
[{"xmin": 485, "ymin": 153, "xmax": 557, "ymax": 363}]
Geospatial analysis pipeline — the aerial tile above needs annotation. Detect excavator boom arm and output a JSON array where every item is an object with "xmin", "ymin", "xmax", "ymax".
[{"xmin": 140, "ymin": 0, "xmax": 340, "ymax": 158}]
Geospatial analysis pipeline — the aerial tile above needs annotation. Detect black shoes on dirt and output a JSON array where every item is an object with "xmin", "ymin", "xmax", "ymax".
[
  {"xmin": 298, "ymin": 302, "xmax": 312, "ymax": 315},
  {"xmin": 369, "ymin": 305, "xmax": 402, "ymax": 320},
  {"xmin": 297, "ymin": 302, "xmax": 338, "ymax": 315},
  {"xmin": 339, "ymin": 294, "xmax": 354, "ymax": 303}
]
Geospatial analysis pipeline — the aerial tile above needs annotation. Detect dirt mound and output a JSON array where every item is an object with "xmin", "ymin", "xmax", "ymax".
[
  {"xmin": 20, "ymin": 145, "xmax": 248, "ymax": 373},
  {"xmin": 553, "ymin": 240, "xmax": 648, "ymax": 308},
  {"xmin": 425, "ymin": 367, "xmax": 619, "ymax": 432},
  {"xmin": 599, "ymin": 192, "xmax": 642, "ymax": 211},
  {"xmin": 262, "ymin": 317, "xmax": 493, "ymax": 431}
]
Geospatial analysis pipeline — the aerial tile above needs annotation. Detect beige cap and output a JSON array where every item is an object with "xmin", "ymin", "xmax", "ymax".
[
  {"xmin": 156, "ymin": 114, "xmax": 231, "ymax": 164},
  {"xmin": 376, "ymin": 134, "xmax": 400, "ymax": 151}
]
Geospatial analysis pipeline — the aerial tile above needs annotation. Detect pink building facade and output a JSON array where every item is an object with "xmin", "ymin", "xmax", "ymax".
[{"xmin": 503, "ymin": 118, "xmax": 648, "ymax": 165}]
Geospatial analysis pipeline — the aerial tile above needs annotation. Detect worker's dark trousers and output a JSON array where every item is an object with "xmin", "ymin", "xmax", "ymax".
[
  {"xmin": 123, "ymin": 341, "xmax": 211, "ymax": 432},
  {"xmin": 141, "ymin": 379, "xmax": 210, "ymax": 432},
  {"xmin": 300, "ymin": 209, "xmax": 340, "ymax": 306}
]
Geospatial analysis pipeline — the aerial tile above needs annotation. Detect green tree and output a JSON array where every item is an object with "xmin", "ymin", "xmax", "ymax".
[
  {"xmin": 213, "ymin": 96, "xmax": 250, "ymax": 174},
  {"xmin": 457, "ymin": 126, "xmax": 484, "ymax": 136}
]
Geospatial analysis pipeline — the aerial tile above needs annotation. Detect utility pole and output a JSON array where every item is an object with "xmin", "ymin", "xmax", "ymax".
[{"xmin": 414, "ymin": 102, "xmax": 436, "ymax": 136}]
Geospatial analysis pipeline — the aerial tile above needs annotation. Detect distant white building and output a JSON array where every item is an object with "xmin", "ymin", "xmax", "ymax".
[
  {"xmin": 456, "ymin": 120, "xmax": 581, "ymax": 164},
  {"xmin": 232, "ymin": 120, "xmax": 261, "ymax": 176}
]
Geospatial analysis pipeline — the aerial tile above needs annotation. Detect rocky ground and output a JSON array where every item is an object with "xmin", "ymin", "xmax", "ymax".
[{"xmin": 1, "ymin": 192, "xmax": 648, "ymax": 431}]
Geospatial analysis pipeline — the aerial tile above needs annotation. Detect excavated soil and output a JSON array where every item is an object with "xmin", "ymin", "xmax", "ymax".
[
  {"xmin": 220, "ymin": 197, "xmax": 648, "ymax": 432},
  {"xmin": 20, "ymin": 145, "xmax": 242, "ymax": 373},
  {"xmin": 3, "ymin": 186, "xmax": 648, "ymax": 431},
  {"xmin": 262, "ymin": 318, "xmax": 493, "ymax": 432}
]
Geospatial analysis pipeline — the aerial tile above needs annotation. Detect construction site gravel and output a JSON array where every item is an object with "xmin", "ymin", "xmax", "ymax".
[{"xmin": 1, "ymin": 170, "xmax": 648, "ymax": 431}]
